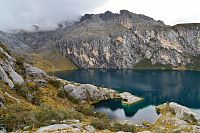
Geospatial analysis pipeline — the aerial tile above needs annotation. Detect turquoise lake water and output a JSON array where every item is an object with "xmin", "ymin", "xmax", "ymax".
[{"xmin": 55, "ymin": 69, "xmax": 200, "ymax": 124}]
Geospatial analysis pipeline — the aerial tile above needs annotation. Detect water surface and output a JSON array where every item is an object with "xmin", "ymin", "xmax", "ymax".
[{"xmin": 55, "ymin": 69, "xmax": 200, "ymax": 123}]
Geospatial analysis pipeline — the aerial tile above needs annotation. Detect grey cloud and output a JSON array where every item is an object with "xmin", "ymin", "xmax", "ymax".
[{"xmin": 0, "ymin": 0, "xmax": 106, "ymax": 31}]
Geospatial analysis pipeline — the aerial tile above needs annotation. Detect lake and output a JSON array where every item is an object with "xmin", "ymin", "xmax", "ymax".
[{"xmin": 55, "ymin": 69, "xmax": 200, "ymax": 124}]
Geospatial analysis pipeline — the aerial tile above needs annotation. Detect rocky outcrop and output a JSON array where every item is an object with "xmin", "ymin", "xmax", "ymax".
[
  {"xmin": 119, "ymin": 92, "xmax": 142, "ymax": 105},
  {"xmin": 63, "ymin": 83, "xmax": 142, "ymax": 104},
  {"xmin": 64, "ymin": 84, "xmax": 117, "ymax": 101},
  {"xmin": 10, "ymin": 10, "xmax": 200, "ymax": 70},
  {"xmin": 0, "ymin": 65, "xmax": 14, "ymax": 88},
  {"xmin": 36, "ymin": 120, "xmax": 96, "ymax": 133},
  {"xmin": 24, "ymin": 63, "xmax": 47, "ymax": 78},
  {"xmin": 0, "ymin": 46, "xmax": 24, "ymax": 88},
  {"xmin": 157, "ymin": 102, "xmax": 200, "ymax": 125},
  {"xmin": 152, "ymin": 102, "xmax": 200, "ymax": 132},
  {"xmin": 0, "ymin": 31, "xmax": 30, "ymax": 54}
]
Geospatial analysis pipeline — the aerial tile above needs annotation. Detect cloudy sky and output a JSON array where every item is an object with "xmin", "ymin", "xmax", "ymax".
[{"xmin": 0, "ymin": 0, "xmax": 200, "ymax": 31}]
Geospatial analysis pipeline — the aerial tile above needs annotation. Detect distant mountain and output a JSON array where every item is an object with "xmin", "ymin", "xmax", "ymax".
[{"xmin": 9, "ymin": 10, "xmax": 200, "ymax": 70}]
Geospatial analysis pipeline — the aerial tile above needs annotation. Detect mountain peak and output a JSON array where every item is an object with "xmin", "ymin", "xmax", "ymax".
[{"xmin": 80, "ymin": 10, "xmax": 165, "ymax": 27}]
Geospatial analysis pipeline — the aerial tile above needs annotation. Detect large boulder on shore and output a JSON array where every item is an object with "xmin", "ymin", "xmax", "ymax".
[
  {"xmin": 157, "ymin": 102, "xmax": 200, "ymax": 125},
  {"xmin": 63, "ymin": 84, "xmax": 118, "ymax": 101},
  {"xmin": 63, "ymin": 83, "xmax": 142, "ymax": 104},
  {"xmin": 153, "ymin": 102, "xmax": 200, "ymax": 132}
]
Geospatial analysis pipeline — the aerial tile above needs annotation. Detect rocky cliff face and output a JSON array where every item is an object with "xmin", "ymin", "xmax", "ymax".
[
  {"xmin": 11, "ymin": 10, "xmax": 200, "ymax": 69},
  {"xmin": 0, "ymin": 31, "xmax": 30, "ymax": 54}
]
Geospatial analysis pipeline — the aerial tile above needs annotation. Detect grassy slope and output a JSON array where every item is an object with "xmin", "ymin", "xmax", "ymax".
[
  {"xmin": 0, "ymin": 81, "xmax": 90, "ymax": 131},
  {"xmin": 30, "ymin": 51, "xmax": 78, "ymax": 72}
]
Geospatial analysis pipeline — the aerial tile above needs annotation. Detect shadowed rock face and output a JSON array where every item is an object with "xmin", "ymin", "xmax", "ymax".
[
  {"xmin": 10, "ymin": 10, "xmax": 200, "ymax": 69},
  {"xmin": 0, "ymin": 31, "xmax": 30, "ymax": 54}
]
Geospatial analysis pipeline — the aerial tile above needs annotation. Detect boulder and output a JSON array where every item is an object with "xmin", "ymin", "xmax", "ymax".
[
  {"xmin": 153, "ymin": 102, "xmax": 200, "ymax": 132},
  {"xmin": 0, "ymin": 65, "xmax": 14, "ymax": 88},
  {"xmin": 63, "ymin": 83, "xmax": 142, "ymax": 105},
  {"xmin": 157, "ymin": 102, "xmax": 200, "ymax": 125},
  {"xmin": 36, "ymin": 124, "xmax": 71, "ymax": 133},
  {"xmin": 84, "ymin": 125, "xmax": 96, "ymax": 132},
  {"xmin": 64, "ymin": 83, "xmax": 117, "ymax": 102},
  {"xmin": 6, "ymin": 65, "xmax": 24, "ymax": 84},
  {"xmin": 24, "ymin": 64, "xmax": 47, "ymax": 78},
  {"xmin": 119, "ymin": 92, "xmax": 142, "ymax": 105},
  {"xmin": 0, "ymin": 127, "xmax": 7, "ymax": 133}
]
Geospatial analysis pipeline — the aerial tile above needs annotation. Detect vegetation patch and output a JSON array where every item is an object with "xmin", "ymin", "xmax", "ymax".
[
  {"xmin": 186, "ymin": 56, "xmax": 200, "ymax": 70},
  {"xmin": 133, "ymin": 58, "xmax": 173, "ymax": 69},
  {"xmin": 14, "ymin": 83, "xmax": 41, "ymax": 105},
  {"xmin": 1, "ymin": 104, "xmax": 83, "ymax": 131},
  {"xmin": 30, "ymin": 52, "xmax": 78, "ymax": 73},
  {"xmin": 57, "ymin": 88, "xmax": 79, "ymax": 104},
  {"xmin": 111, "ymin": 122, "xmax": 136, "ymax": 132},
  {"xmin": 0, "ymin": 42, "xmax": 11, "ymax": 55},
  {"xmin": 15, "ymin": 56, "xmax": 26, "ymax": 77},
  {"xmin": 91, "ymin": 118, "xmax": 111, "ymax": 130},
  {"xmin": 48, "ymin": 79, "xmax": 63, "ymax": 88}
]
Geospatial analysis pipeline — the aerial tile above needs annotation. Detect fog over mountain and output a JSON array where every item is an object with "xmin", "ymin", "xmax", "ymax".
[
  {"xmin": 1, "ymin": 0, "xmax": 200, "ymax": 32},
  {"xmin": 0, "ymin": 0, "xmax": 106, "ymax": 31}
]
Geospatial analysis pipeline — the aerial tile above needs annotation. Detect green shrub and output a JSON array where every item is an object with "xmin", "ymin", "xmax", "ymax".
[
  {"xmin": 15, "ymin": 56, "xmax": 26, "ymax": 76},
  {"xmin": 76, "ymin": 104, "xmax": 94, "ymax": 116},
  {"xmin": 1, "ymin": 105, "xmax": 84, "ymax": 131},
  {"xmin": 91, "ymin": 118, "xmax": 111, "ymax": 130},
  {"xmin": 93, "ymin": 112, "xmax": 108, "ymax": 119},
  {"xmin": 57, "ymin": 89, "xmax": 79, "ymax": 103},
  {"xmin": 189, "ymin": 114, "xmax": 198, "ymax": 124},
  {"xmin": 27, "ymin": 82, "xmax": 39, "ymax": 92},
  {"xmin": 14, "ymin": 83, "xmax": 41, "ymax": 105},
  {"xmin": 14, "ymin": 83, "xmax": 30, "ymax": 98},
  {"xmin": 34, "ymin": 105, "xmax": 83, "ymax": 126},
  {"xmin": 0, "ymin": 104, "xmax": 33, "ymax": 131},
  {"xmin": 48, "ymin": 79, "xmax": 62, "ymax": 88},
  {"xmin": 58, "ymin": 89, "xmax": 68, "ymax": 98},
  {"xmin": 31, "ymin": 95, "xmax": 41, "ymax": 105}
]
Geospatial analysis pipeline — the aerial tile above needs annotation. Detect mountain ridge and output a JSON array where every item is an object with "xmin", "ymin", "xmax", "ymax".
[{"xmin": 3, "ymin": 10, "xmax": 200, "ymax": 70}]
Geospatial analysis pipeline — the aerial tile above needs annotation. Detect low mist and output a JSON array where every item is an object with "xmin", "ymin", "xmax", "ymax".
[{"xmin": 0, "ymin": 0, "xmax": 106, "ymax": 32}]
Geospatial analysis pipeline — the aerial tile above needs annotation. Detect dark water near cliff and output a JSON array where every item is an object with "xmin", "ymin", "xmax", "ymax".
[{"xmin": 55, "ymin": 69, "xmax": 200, "ymax": 124}]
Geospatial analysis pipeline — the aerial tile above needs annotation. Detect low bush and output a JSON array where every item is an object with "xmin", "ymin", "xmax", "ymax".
[
  {"xmin": 1, "ymin": 105, "xmax": 84, "ymax": 131},
  {"xmin": 14, "ymin": 83, "xmax": 41, "ymax": 105},
  {"xmin": 15, "ymin": 56, "xmax": 26, "ymax": 76},
  {"xmin": 93, "ymin": 112, "xmax": 108, "ymax": 119},
  {"xmin": 57, "ymin": 89, "xmax": 68, "ymax": 98},
  {"xmin": 31, "ymin": 95, "xmax": 41, "ymax": 105},
  {"xmin": 57, "ymin": 89, "xmax": 79, "ymax": 104},
  {"xmin": 14, "ymin": 83, "xmax": 30, "ymax": 98},
  {"xmin": 48, "ymin": 79, "xmax": 62, "ymax": 88},
  {"xmin": 76, "ymin": 104, "xmax": 94, "ymax": 116},
  {"xmin": 113, "ymin": 123, "xmax": 136, "ymax": 132},
  {"xmin": 27, "ymin": 82, "xmax": 39, "ymax": 92},
  {"xmin": 91, "ymin": 118, "xmax": 111, "ymax": 130}
]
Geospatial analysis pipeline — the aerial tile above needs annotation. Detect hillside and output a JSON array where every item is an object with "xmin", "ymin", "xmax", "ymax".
[
  {"xmin": 1, "ymin": 42, "xmax": 200, "ymax": 132},
  {"xmin": 0, "ymin": 42, "xmax": 143, "ymax": 132}
]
